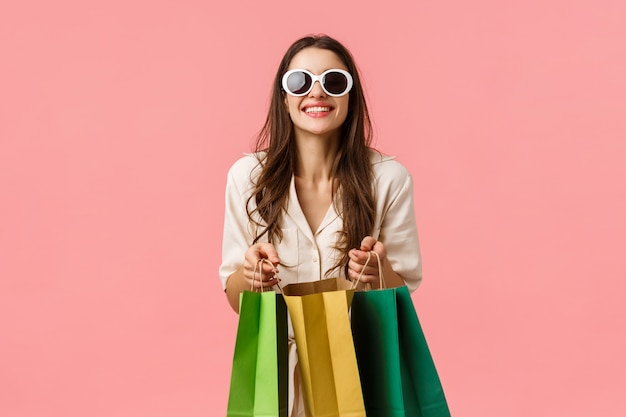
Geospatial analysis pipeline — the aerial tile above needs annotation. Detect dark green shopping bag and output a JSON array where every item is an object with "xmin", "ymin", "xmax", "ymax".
[
  {"xmin": 351, "ymin": 253, "xmax": 451, "ymax": 417},
  {"xmin": 227, "ymin": 260, "xmax": 288, "ymax": 417}
]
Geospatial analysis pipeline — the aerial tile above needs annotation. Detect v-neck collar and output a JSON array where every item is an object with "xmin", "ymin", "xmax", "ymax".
[{"xmin": 285, "ymin": 176, "xmax": 340, "ymax": 243}]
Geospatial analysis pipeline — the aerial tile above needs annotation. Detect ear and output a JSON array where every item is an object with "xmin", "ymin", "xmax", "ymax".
[{"xmin": 283, "ymin": 92, "xmax": 290, "ymax": 112}]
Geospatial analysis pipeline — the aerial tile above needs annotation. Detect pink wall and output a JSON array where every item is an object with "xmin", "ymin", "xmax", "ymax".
[{"xmin": 1, "ymin": 1, "xmax": 625, "ymax": 416}]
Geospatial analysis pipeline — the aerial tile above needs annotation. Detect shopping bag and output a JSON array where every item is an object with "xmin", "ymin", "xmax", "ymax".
[
  {"xmin": 351, "ymin": 252, "xmax": 451, "ymax": 417},
  {"xmin": 227, "ymin": 260, "xmax": 289, "ymax": 417},
  {"xmin": 282, "ymin": 277, "xmax": 366, "ymax": 417}
]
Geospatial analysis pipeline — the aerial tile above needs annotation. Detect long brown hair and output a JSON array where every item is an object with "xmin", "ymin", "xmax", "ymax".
[{"xmin": 248, "ymin": 34, "xmax": 375, "ymax": 276}]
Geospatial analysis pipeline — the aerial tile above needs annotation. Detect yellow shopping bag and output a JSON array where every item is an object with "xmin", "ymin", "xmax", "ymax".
[{"xmin": 282, "ymin": 278, "xmax": 366, "ymax": 417}]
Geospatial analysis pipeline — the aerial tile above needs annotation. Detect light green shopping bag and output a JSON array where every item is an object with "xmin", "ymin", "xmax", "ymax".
[{"xmin": 227, "ymin": 260, "xmax": 288, "ymax": 417}]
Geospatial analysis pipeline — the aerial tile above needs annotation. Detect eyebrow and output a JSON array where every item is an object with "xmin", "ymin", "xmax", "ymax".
[{"xmin": 288, "ymin": 68, "xmax": 348, "ymax": 73}]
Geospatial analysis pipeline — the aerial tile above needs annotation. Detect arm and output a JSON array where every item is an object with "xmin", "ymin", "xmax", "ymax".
[
  {"xmin": 347, "ymin": 164, "xmax": 422, "ymax": 291},
  {"xmin": 220, "ymin": 157, "xmax": 281, "ymax": 313}
]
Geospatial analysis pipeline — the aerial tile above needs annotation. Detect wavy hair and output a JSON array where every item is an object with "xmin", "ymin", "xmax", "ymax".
[{"xmin": 248, "ymin": 34, "xmax": 375, "ymax": 276}]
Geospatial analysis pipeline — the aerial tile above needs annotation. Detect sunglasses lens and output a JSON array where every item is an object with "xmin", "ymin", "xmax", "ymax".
[
  {"xmin": 323, "ymin": 72, "xmax": 349, "ymax": 95},
  {"xmin": 285, "ymin": 71, "xmax": 312, "ymax": 95}
]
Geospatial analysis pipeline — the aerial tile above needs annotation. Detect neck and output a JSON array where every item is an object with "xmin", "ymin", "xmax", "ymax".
[{"xmin": 294, "ymin": 132, "xmax": 340, "ymax": 183}]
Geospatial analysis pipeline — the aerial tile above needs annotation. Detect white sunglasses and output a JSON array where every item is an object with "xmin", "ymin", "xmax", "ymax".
[{"xmin": 281, "ymin": 69, "xmax": 353, "ymax": 97}]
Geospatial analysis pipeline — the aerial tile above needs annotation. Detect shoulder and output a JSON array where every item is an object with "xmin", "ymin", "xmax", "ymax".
[
  {"xmin": 225, "ymin": 152, "xmax": 266, "ymax": 196},
  {"xmin": 368, "ymin": 149, "xmax": 412, "ymax": 185},
  {"xmin": 227, "ymin": 152, "xmax": 266, "ymax": 182},
  {"xmin": 228, "ymin": 152, "xmax": 265, "ymax": 176}
]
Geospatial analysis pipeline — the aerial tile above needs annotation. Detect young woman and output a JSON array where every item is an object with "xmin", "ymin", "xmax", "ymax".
[{"xmin": 219, "ymin": 34, "xmax": 422, "ymax": 417}]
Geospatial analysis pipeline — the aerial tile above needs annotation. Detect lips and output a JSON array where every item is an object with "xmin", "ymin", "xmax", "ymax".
[
  {"xmin": 304, "ymin": 106, "xmax": 331, "ymax": 113},
  {"xmin": 302, "ymin": 102, "xmax": 334, "ymax": 115}
]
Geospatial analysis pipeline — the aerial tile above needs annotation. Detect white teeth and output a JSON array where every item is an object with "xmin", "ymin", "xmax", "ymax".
[{"xmin": 304, "ymin": 106, "xmax": 331, "ymax": 113}]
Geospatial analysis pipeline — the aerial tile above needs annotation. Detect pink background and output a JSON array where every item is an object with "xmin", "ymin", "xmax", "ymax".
[{"xmin": 1, "ymin": 0, "xmax": 625, "ymax": 416}]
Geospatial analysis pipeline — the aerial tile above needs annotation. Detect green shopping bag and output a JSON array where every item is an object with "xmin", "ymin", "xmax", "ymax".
[
  {"xmin": 351, "ymin": 252, "xmax": 451, "ymax": 417},
  {"xmin": 227, "ymin": 260, "xmax": 288, "ymax": 417}
]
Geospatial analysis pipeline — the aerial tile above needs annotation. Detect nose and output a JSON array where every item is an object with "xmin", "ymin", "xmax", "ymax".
[{"xmin": 308, "ymin": 80, "xmax": 326, "ymax": 97}]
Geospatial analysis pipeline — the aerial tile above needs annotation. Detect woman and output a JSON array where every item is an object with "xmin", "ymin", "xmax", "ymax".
[{"xmin": 219, "ymin": 34, "xmax": 422, "ymax": 416}]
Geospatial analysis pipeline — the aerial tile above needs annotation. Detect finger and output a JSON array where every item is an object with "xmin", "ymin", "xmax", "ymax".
[
  {"xmin": 360, "ymin": 236, "xmax": 377, "ymax": 251},
  {"xmin": 257, "ymin": 277, "xmax": 280, "ymax": 288},
  {"xmin": 371, "ymin": 240, "xmax": 387, "ymax": 259},
  {"xmin": 257, "ymin": 243, "xmax": 281, "ymax": 264},
  {"xmin": 349, "ymin": 249, "xmax": 373, "ymax": 264},
  {"xmin": 245, "ymin": 243, "xmax": 280, "ymax": 265},
  {"xmin": 248, "ymin": 272, "xmax": 280, "ymax": 287},
  {"xmin": 252, "ymin": 266, "xmax": 277, "ymax": 282},
  {"xmin": 244, "ymin": 263, "xmax": 271, "ymax": 282},
  {"xmin": 349, "ymin": 251, "xmax": 380, "ymax": 273},
  {"xmin": 347, "ymin": 268, "xmax": 379, "ymax": 286},
  {"xmin": 348, "ymin": 259, "xmax": 378, "ymax": 277},
  {"xmin": 261, "ymin": 260, "xmax": 279, "ymax": 274},
  {"xmin": 348, "ymin": 259, "xmax": 364, "ymax": 274},
  {"xmin": 250, "ymin": 278, "xmax": 279, "ymax": 289},
  {"xmin": 258, "ymin": 268, "xmax": 277, "ymax": 282}
]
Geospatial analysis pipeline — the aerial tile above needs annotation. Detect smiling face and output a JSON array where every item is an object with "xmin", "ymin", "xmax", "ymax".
[{"xmin": 283, "ymin": 47, "xmax": 350, "ymax": 141}]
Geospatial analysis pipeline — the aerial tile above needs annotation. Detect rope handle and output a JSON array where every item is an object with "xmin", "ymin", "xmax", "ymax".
[
  {"xmin": 351, "ymin": 250, "xmax": 385, "ymax": 290},
  {"xmin": 251, "ymin": 258, "xmax": 283, "ymax": 293}
]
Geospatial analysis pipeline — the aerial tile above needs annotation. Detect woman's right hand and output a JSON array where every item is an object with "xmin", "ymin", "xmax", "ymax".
[{"xmin": 243, "ymin": 243, "xmax": 281, "ymax": 289}]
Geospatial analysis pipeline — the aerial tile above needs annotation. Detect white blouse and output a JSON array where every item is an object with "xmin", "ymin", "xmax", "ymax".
[
  {"xmin": 219, "ymin": 150, "xmax": 423, "ymax": 416},
  {"xmin": 219, "ymin": 149, "xmax": 422, "ymax": 291}
]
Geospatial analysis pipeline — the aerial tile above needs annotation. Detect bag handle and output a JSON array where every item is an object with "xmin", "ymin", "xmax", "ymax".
[
  {"xmin": 251, "ymin": 258, "xmax": 283, "ymax": 293},
  {"xmin": 351, "ymin": 250, "xmax": 385, "ymax": 290}
]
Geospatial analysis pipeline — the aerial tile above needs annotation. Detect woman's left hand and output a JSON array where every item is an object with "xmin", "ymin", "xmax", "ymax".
[{"xmin": 348, "ymin": 236, "xmax": 387, "ymax": 288}]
